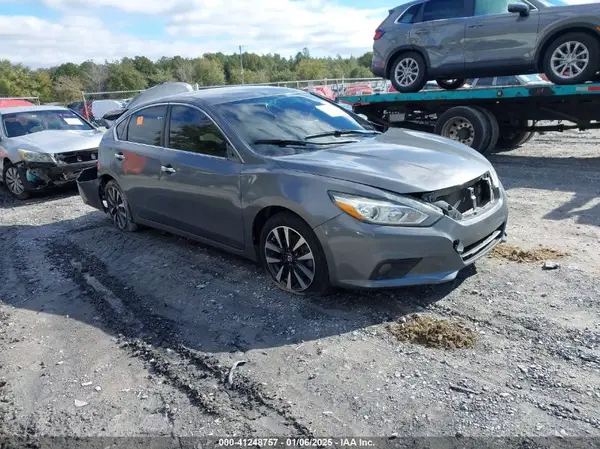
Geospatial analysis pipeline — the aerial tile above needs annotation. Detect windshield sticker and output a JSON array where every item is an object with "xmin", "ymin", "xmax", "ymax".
[
  {"xmin": 316, "ymin": 104, "xmax": 346, "ymax": 118},
  {"xmin": 63, "ymin": 117, "xmax": 83, "ymax": 125},
  {"xmin": 136, "ymin": 116, "xmax": 144, "ymax": 126}
]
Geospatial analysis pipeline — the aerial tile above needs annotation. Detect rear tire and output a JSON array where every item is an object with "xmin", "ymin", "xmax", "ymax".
[
  {"xmin": 542, "ymin": 32, "xmax": 600, "ymax": 85},
  {"xmin": 389, "ymin": 52, "xmax": 427, "ymax": 93},
  {"xmin": 434, "ymin": 106, "xmax": 491, "ymax": 154},
  {"xmin": 103, "ymin": 180, "xmax": 138, "ymax": 232},
  {"xmin": 259, "ymin": 212, "xmax": 331, "ymax": 296},
  {"xmin": 2, "ymin": 162, "xmax": 30, "ymax": 200},
  {"xmin": 473, "ymin": 107, "xmax": 499, "ymax": 154},
  {"xmin": 436, "ymin": 79, "xmax": 466, "ymax": 90}
]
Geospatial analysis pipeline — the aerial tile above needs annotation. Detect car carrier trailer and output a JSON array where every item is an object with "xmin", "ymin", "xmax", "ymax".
[{"xmin": 338, "ymin": 82, "xmax": 600, "ymax": 154}]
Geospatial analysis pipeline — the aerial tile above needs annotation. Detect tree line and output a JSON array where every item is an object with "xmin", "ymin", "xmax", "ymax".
[{"xmin": 0, "ymin": 48, "xmax": 374, "ymax": 103}]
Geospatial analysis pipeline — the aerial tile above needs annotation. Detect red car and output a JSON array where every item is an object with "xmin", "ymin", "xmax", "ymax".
[
  {"xmin": 302, "ymin": 85, "xmax": 335, "ymax": 100},
  {"xmin": 0, "ymin": 99, "xmax": 35, "ymax": 108},
  {"xmin": 344, "ymin": 83, "xmax": 374, "ymax": 96}
]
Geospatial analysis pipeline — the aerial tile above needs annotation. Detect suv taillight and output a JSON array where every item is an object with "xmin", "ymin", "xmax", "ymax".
[{"xmin": 374, "ymin": 29, "xmax": 385, "ymax": 40}]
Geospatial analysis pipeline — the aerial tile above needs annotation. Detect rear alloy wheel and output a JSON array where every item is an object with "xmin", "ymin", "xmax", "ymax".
[
  {"xmin": 104, "ymin": 180, "xmax": 138, "ymax": 232},
  {"xmin": 390, "ymin": 52, "xmax": 427, "ymax": 93},
  {"xmin": 434, "ymin": 106, "xmax": 491, "ymax": 153},
  {"xmin": 259, "ymin": 213, "xmax": 330, "ymax": 295},
  {"xmin": 2, "ymin": 163, "xmax": 30, "ymax": 200},
  {"xmin": 543, "ymin": 32, "xmax": 600, "ymax": 85},
  {"xmin": 436, "ymin": 79, "xmax": 466, "ymax": 90}
]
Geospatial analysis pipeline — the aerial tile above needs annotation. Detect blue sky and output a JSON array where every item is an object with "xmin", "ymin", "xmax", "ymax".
[{"xmin": 0, "ymin": 0, "xmax": 593, "ymax": 67}]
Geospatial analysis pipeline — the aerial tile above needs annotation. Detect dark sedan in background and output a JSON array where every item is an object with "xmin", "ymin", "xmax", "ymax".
[{"xmin": 77, "ymin": 85, "xmax": 508, "ymax": 294}]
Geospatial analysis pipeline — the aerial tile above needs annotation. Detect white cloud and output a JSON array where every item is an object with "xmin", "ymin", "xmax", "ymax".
[{"xmin": 0, "ymin": 0, "xmax": 596, "ymax": 67}]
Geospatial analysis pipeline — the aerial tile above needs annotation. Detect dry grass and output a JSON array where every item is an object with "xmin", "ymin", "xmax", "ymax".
[
  {"xmin": 490, "ymin": 243, "xmax": 567, "ymax": 263},
  {"xmin": 387, "ymin": 315, "xmax": 477, "ymax": 350}
]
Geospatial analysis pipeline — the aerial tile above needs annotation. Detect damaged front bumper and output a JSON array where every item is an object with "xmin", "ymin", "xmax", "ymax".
[
  {"xmin": 18, "ymin": 160, "xmax": 98, "ymax": 191},
  {"xmin": 76, "ymin": 166, "xmax": 105, "ymax": 211}
]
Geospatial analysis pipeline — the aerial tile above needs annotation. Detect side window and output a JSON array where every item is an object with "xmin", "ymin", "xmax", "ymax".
[
  {"xmin": 115, "ymin": 117, "xmax": 128, "ymax": 140},
  {"xmin": 475, "ymin": 0, "xmax": 524, "ymax": 16},
  {"xmin": 126, "ymin": 106, "xmax": 167, "ymax": 146},
  {"xmin": 168, "ymin": 105, "xmax": 228, "ymax": 158},
  {"xmin": 397, "ymin": 4, "xmax": 421, "ymax": 23},
  {"xmin": 422, "ymin": 0, "xmax": 466, "ymax": 21}
]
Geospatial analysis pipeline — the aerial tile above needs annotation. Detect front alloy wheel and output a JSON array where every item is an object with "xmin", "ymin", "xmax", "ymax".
[
  {"xmin": 264, "ymin": 226, "xmax": 315, "ymax": 292},
  {"xmin": 259, "ymin": 213, "xmax": 330, "ymax": 295},
  {"xmin": 2, "ymin": 164, "xmax": 30, "ymax": 200},
  {"xmin": 543, "ymin": 32, "xmax": 600, "ymax": 85}
]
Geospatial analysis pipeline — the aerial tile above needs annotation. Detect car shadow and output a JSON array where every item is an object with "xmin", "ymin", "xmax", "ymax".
[
  {"xmin": 0, "ymin": 183, "xmax": 80, "ymax": 209},
  {"xmin": 488, "ymin": 153, "xmax": 600, "ymax": 228},
  {"xmin": 1, "ymin": 212, "xmax": 475, "ymax": 356}
]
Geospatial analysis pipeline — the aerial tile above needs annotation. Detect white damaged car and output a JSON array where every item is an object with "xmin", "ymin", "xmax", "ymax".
[{"xmin": 0, "ymin": 105, "xmax": 104, "ymax": 199}]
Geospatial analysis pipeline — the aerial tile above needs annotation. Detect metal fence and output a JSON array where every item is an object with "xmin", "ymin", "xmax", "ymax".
[
  {"xmin": 0, "ymin": 96, "xmax": 41, "ymax": 105},
  {"xmin": 80, "ymin": 77, "xmax": 391, "ymax": 105}
]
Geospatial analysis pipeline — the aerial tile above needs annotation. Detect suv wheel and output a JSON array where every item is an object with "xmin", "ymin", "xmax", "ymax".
[
  {"xmin": 390, "ymin": 52, "xmax": 427, "ymax": 93},
  {"xmin": 543, "ymin": 32, "xmax": 600, "ymax": 85},
  {"xmin": 436, "ymin": 79, "xmax": 466, "ymax": 90},
  {"xmin": 2, "ymin": 163, "xmax": 30, "ymax": 200}
]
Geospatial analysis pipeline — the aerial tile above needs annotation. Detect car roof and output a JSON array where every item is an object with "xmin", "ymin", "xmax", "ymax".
[
  {"xmin": 166, "ymin": 86, "xmax": 308, "ymax": 107},
  {"xmin": 0, "ymin": 105, "xmax": 69, "ymax": 114}
]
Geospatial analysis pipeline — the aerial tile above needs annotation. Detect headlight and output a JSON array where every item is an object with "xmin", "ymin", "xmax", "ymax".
[
  {"xmin": 17, "ymin": 149, "xmax": 55, "ymax": 163},
  {"xmin": 488, "ymin": 166, "xmax": 501, "ymax": 188},
  {"xmin": 330, "ymin": 192, "xmax": 431, "ymax": 226}
]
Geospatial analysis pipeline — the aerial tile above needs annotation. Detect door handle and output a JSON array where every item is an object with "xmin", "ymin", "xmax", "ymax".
[
  {"xmin": 161, "ymin": 165, "xmax": 176, "ymax": 174},
  {"xmin": 467, "ymin": 23, "xmax": 483, "ymax": 28},
  {"xmin": 114, "ymin": 153, "xmax": 125, "ymax": 161}
]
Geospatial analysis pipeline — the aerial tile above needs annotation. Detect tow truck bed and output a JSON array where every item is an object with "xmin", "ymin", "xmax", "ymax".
[{"xmin": 338, "ymin": 82, "xmax": 600, "ymax": 154}]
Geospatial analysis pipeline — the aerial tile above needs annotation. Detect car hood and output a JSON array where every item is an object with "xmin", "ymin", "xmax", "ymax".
[
  {"xmin": 273, "ymin": 128, "xmax": 492, "ymax": 193},
  {"xmin": 10, "ymin": 129, "xmax": 104, "ymax": 154}
]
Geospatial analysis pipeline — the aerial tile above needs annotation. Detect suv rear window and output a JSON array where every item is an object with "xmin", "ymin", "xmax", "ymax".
[
  {"xmin": 422, "ymin": 0, "xmax": 466, "ymax": 21},
  {"xmin": 397, "ymin": 3, "xmax": 422, "ymax": 23}
]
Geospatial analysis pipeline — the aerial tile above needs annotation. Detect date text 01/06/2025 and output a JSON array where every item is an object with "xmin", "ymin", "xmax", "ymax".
[{"xmin": 217, "ymin": 438, "xmax": 375, "ymax": 447}]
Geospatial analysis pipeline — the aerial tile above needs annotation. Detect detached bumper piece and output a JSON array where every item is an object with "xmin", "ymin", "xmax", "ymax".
[{"xmin": 76, "ymin": 166, "xmax": 105, "ymax": 211}]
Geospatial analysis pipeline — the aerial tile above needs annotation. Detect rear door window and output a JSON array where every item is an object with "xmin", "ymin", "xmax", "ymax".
[
  {"xmin": 126, "ymin": 105, "xmax": 167, "ymax": 146},
  {"xmin": 422, "ymin": 0, "xmax": 466, "ymax": 21}
]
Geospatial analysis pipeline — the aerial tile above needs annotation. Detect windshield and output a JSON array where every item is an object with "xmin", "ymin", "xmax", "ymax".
[
  {"xmin": 1, "ymin": 109, "xmax": 94, "ymax": 138},
  {"xmin": 214, "ymin": 93, "xmax": 374, "ymax": 156},
  {"xmin": 535, "ymin": 0, "xmax": 567, "ymax": 6}
]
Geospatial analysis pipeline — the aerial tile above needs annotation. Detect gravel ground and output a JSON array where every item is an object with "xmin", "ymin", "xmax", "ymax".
[{"xmin": 0, "ymin": 129, "xmax": 599, "ymax": 443}]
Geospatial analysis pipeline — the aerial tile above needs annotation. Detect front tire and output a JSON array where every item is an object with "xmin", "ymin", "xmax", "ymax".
[
  {"xmin": 259, "ymin": 212, "xmax": 331, "ymax": 296},
  {"xmin": 436, "ymin": 79, "xmax": 466, "ymax": 90},
  {"xmin": 2, "ymin": 163, "xmax": 30, "ymax": 200},
  {"xmin": 389, "ymin": 52, "xmax": 427, "ymax": 93},
  {"xmin": 543, "ymin": 32, "xmax": 600, "ymax": 85},
  {"xmin": 103, "ymin": 179, "xmax": 138, "ymax": 232}
]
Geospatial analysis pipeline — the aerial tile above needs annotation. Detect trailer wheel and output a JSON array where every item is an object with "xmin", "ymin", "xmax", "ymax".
[
  {"xmin": 473, "ymin": 107, "xmax": 499, "ymax": 153},
  {"xmin": 436, "ymin": 79, "xmax": 466, "ymax": 90},
  {"xmin": 542, "ymin": 32, "xmax": 600, "ymax": 85},
  {"xmin": 434, "ymin": 106, "xmax": 491, "ymax": 153},
  {"xmin": 519, "ymin": 131, "xmax": 536, "ymax": 145},
  {"xmin": 389, "ymin": 52, "xmax": 427, "ymax": 93},
  {"xmin": 494, "ymin": 130, "xmax": 529, "ymax": 151}
]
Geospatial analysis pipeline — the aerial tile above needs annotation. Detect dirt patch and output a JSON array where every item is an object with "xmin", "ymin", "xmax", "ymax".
[
  {"xmin": 387, "ymin": 315, "xmax": 477, "ymax": 350},
  {"xmin": 491, "ymin": 243, "xmax": 567, "ymax": 263}
]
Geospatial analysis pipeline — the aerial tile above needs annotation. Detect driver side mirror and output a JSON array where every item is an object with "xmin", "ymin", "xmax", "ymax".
[{"xmin": 508, "ymin": 3, "xmax": 529, "ymax": 16}]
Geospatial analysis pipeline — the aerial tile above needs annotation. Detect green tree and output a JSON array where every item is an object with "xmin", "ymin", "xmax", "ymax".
[
  {"xmin": 357, "ymin": 52, "xmax": 373, "ymax": 68},
  {"xmin": 52, "ymin": 76, "xmax": 84, "ymax": 102},
  {"xmin": 52, "ymin": 62, "xmax": 82, "ymax": 80},
  {"xmin": 148, "ymin": 68, "xmax": 175, "ymax": 86},
  {"xmin": 31, "ymin": 70, "xmax": 53, "ymax": 102},
  {"xmin": 349, "ymin": 66, "xmax": 373, "ymax": 79},
  {"xmin": 107, "ymin": 61, "xmax": 147, "ymax": 91},
  {"xmin": 194, "ymin": 59, "xmax": 225, "ymax": 86},
  {"xmin": 296, "ymin": 59, "xmax": 327, "ymax": 80}
]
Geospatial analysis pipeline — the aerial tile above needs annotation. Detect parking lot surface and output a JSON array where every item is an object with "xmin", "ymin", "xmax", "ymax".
[{"xmin": 1, "ymin": 130, "xmax": 599, "ymax": 439}]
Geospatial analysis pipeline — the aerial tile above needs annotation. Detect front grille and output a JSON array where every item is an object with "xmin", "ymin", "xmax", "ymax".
[
  {"xmin": 419, "ymin": 173, "xmax": 496, "ymax": 220},
  {"xmin": 461, "ymin": 225, "xmax": 504, "ymax": 264},
  {"xmin": 55, "ymin": 148, "xmax": 98, "ymax": 164}
]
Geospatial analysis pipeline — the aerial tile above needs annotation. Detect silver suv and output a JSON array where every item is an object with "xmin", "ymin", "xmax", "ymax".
[{"xmin": 372, "ymin": 0, "xmax": 600, "ymax": 92}]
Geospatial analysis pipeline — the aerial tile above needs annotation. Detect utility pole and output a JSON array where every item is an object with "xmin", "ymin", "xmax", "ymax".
[{"xmin": 239, "ymin": 45, "xmax": 244, "ymax": 84}]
